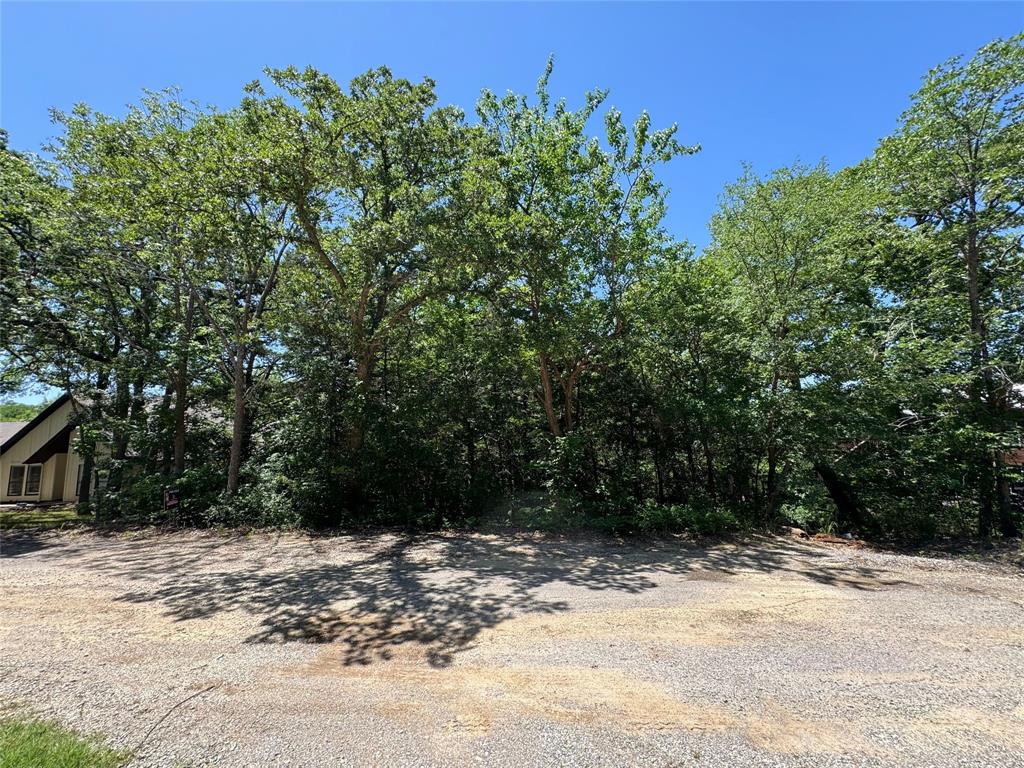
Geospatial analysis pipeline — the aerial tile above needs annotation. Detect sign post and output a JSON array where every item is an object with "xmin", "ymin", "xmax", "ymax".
[{"xmin": 163, "ymin": 487, "xmax": 181, "ymax": 512}]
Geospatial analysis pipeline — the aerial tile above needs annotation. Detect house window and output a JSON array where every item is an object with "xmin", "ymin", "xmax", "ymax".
[
  {"xmin": 24, "ymin": 465, "xmax": 42, "ymax": 496},
  {"xmin": 7, "ymin": 466, "xmax": 25, "ymax": 496},
  {"xmin": 6, "ymin": 465, "xmax": 43, "ymax": 496}
]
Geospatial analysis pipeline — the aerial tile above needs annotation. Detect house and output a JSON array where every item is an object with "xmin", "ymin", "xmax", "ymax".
[{"xmin": 0, "ymin": 394, "xmax": 85, "ymax": 503}]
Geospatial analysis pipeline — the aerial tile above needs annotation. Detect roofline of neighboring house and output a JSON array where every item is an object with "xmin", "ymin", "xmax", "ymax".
[{"xmin": 0, "ymin": 393, "xmax": 72, "ymax": 457}]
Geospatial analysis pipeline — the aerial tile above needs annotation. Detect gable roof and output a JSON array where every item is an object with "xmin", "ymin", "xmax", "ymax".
[
  {"xmin": 24, "ymin": 424, "xmax": 75, "ymax": 464},
  {"xmin": 0, "ymin": 422, "xmax": 28, "ymax": 445},
  {"xmin": 0, "ymin": 394, "xmax": 72, "ymax": 456}
]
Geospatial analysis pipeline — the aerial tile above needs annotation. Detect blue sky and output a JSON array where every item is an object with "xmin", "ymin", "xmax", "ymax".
[{"xmin": 2, "ymin": 2, "xmax": 1021, "ymax": 250}]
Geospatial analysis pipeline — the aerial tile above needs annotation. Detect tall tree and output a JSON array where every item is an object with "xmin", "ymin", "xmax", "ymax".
[
  {"xmin": 705, "ymin": 164, "xmax": 883, "ymax": 526},
  {"xmin": 874, "ymin": 34, "xmax": 1023, "ymax": 536},
  {"xmin": 472, "ymin": 60, "xmax": 697, "ymax": 436},
  {"xmin": 181, "ymin": 110, "xmax": 290, "ymax": 494},
  {"xmin": 242, "ymin": 66, "xmax": 470, "ymax": 458}
]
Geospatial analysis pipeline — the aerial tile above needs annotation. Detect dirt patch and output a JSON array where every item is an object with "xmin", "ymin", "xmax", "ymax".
[
  {"xmin": 907, "ymin": 706, "xmax": 1024, "ymax": 751},
  {"xmin": 303, "ymin": 651, "xmax": 891, "ymax": 758},
  {"xmin": 932, "ymin": 624, "xmax": 1024, "ymax": 650},
  {"xmin": 482, "ymin": 583, "xmax": 850, "ymax": 647},
  {"xmin": 307, "ymin": 651, "xmax": 736, "ymax": 734},
  {"xmin": 745, "ymin": 699, "xmax": 884, "ymax": 757}
]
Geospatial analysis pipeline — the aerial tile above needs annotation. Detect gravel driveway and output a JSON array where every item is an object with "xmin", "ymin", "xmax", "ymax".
[{"xmin": 1, "ymin": 529, "xmax": 1021, "ymax": 767}]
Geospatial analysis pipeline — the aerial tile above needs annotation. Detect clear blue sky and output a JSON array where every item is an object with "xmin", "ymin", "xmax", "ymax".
[{"xmin": 2, "ymin": 2, "xmax": 1021, "ymax": 249}]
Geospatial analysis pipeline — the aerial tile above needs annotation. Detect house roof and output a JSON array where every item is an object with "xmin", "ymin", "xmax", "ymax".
[
  {"xmin": 24, "ymin": 424, "xmax": 74, "ymax": 464},
  {"xmin": 0, "ymin": 394, "xmax": 72, "ymax": 456},
  {"xmin": 0, "ymin": 422, "xmax": 29, "ymax": 445}
]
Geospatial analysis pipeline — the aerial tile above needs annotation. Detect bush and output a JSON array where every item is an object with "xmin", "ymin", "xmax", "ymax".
[
  {"xmin": 780, "ymin": 502, "xmax": 834, "ymax": 534},
  {"xmin": 635, "ymin": 500, "xmax": 739, "ymax": 535},
  {"xmin": 115, "ymin": 472, "xmax": 166, "ymax": 523},
  {"xmin": 168, "ymin": 464, "xmax": 227, "ymax": 525},
  {"xmin": 542, "ymin": 432, "xmax": 638, "ymax": 519},
  {"xmin": 585, "ymin": 500, "xmax": 739, "ymax": 535},
  {"xmin": 215, "ymin": 453, "xmax": 302, "ymax": 528}
]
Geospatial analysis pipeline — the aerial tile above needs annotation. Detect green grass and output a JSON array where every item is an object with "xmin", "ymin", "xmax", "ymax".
[
  {"xmin": 0, "ymin": 506, "xmax": 89, "ymax": 531},
  {"xmin": 0, "ymin": 715, "xmax": 128, "ymax": 768}
]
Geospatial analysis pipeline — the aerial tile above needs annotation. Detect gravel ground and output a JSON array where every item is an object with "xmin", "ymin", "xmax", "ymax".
[{"xmin": 0, "ymin": 529, "xmax": 1021, "ymax": 767}]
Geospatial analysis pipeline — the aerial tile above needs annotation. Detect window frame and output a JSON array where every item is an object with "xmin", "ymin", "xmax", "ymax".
[
  {"xmin": 24, "ymin": 464, "xmax": 42, "ymax": 496},
  {"xmin": 7, "ymin": 465, "xmax": 26, "ymax": 497}
]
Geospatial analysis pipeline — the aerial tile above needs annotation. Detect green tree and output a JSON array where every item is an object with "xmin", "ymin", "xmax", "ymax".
[
  {"xmin": 704, "ymin": 164, "xmax": 888, "ymax": 527},
  {"xmin": 873, "ymin": 34, "xmax": 1024, "ymax": 536},
  {"xmin": 0, "ymin": 401, "xmax": 44, "ymax": 422},
  {"xmin": 471, "ymin": 61, "xmax": 697, "ymax": 437},
  {"xmin": 242, "ymin": 66, "xmax": 471, "ymax": 462},
  {"xmin": 175, "ymin": 110, "xmax": 291, "ymax": 494}
]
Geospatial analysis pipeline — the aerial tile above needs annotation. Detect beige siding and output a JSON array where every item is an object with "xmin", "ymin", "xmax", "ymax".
[
  {"xmin": 1, "ymin": 400, "xmax": 76, "ymax": 503},
  {"xmin": 63, "ymin": 446, "xmax": 83, "ymax": 502},
  {"xmin": 49, "ymin": 454, "xmax": 68, "ymax": 501}
]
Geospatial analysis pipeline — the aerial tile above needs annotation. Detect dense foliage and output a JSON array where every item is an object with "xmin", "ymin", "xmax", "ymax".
[
  {"xmin": 0, "ymin": 402, "xmax": 43, "ymax": 422},
  {"xmin": 2, "ymin": 38, "xmax": 1022, "ymax": 538}
]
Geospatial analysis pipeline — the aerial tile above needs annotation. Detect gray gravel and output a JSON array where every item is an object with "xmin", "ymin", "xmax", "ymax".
[{"xmin": 1, "ymin": 529, "xmax": 1021, "ymax": 767}]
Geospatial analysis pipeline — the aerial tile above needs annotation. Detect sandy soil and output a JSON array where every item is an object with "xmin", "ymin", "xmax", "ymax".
[{"xmin": 1, "ymin": 529, "xmax": 1021, "ymax": 767}]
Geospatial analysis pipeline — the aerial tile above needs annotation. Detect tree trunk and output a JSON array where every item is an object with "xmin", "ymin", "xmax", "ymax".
[
  {"xmin": 130, "ymin": 377, "xmax": 148, "ymax": 467},
  {"xmin": 562, "ymin": 378, "xmax": 575, "ymax": 434},
  {"xmin": 996, "ymin": 474, "xmax": 1019, "ymax": 538},
  {"xmin": 464, "ymin": 418, "xmax": 477, "ymax": 488},
  {"xmin": 78, "ymin": 368, "xmax": 109, "ymax": 508},
  {"xmin": 702, "ymin": 437, "xmax": 716, "ymax": 496},
  {"xmin": 978, "ymin": 484, "xmax": 995, "ymax": 538},
  {"xmin": 685, "ymin": 440, "xmax": 698, "ymax": 488},
  {"xmin": 815, "ymin": 462, "xmax": 866, "ymax": 532},
  {"xmin": 537, "ymin": 353, "xmax": 562, "ymax": 437},
  {"xmin": 172, "ymin": 366, "xmax": 188, "ymax": 476},
  {"xmin": 108, "ymin": 376, "xmax": 131, "ymax": 493},
  {"xmin": 155, "ymin": 385, "xmax": 173, "ymax": 474},
  {"xmin": 348, "ymin": 349, "xmax": 377, "ymax": 454},
  {"xmin": 226, "ymin": 351, "xmax": 248, "ymax": 496},
  {"xmin": 964, "ymin": 205, "xmax": 987, "ymax": 375},
  {"xmin": 765, "ymin": 443, "xmax": 780, "ymax": 515},
  {"xmin": 964, "ymin": 194, "xmax": 1002, "ymax": 537},
  {"xmin": 172, "ymin": 295, "xmax": 195, "ymax": 477},
  {"xmin": 77, "ymin": 432, "xmax": 95, "ymax": 507}
]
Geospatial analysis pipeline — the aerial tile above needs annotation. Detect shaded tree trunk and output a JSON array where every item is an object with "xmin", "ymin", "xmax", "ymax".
[
  {"xmin": 76, "ymin": 368, "xmax": 110, "ymax": 507},
  {"xmin": 77, "ymin": 435, "xmax": 95, "ymax": 507},
  {"xmin": 996, "ymin": 474, "xmax": 1019, "ymax": 538},
  {"xmin": 815, "ymin": 462, "xmax": 866, "ymax": 532},
  {"xmin": 964, "ymin": 191, "xmax": 1003, "ymax": 537},
  {"xmin": 226, "ymin": 351, "xmax": 247, "ymax": 496},
  {"xmin": 172, "ymin": 295, "xmax": 195, "ymax": 477},
  {"xmin": 538, "ymin": 352, "xmax": 562, "ymax": 437},
  {"xmin": 348, "ymin": 349, "xmax": 377, "ymax": 454},
  {"xmin": 765, "ymin": 443, "xmax": 781, "ymax": 515},
  {"xmin": 108, "ymin": 376, "xmax": 131, "ymax": 493},
  {"xmin": 702, "ymin": 436, "xmax": 716, "ymax": 496},
  {"xmin": 154, "ymin": 385, "xmax": 173, "ymax": 474}
]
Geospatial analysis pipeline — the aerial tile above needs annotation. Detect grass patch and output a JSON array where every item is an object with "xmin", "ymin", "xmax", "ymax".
[
  {"xmin": 0, "ymin": 506, "xmax": 88, "ymax": 531},
  {"xmin": 0, "ymin": 714, "xmax": 128, "ymax": 768}
]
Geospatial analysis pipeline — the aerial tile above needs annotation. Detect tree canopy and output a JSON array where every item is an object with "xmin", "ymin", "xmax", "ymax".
[{"xmin": 1, "ymin": 36, "xmax": 1021, "ymax": 538}]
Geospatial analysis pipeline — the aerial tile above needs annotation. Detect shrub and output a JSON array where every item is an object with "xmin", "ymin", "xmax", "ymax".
[
  {"xmin": 636, "ymin": 500, "xmax": 739, "ymax": 535},
  {"xmin": 217, "ymin": 453, "xmax": 302, "ymax": 528}
]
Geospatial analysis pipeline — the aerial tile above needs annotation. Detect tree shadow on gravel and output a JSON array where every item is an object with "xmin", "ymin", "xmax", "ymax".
[{"xmin": 2, "ymin": 531, "xmax": 917, "ymax": 667}]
